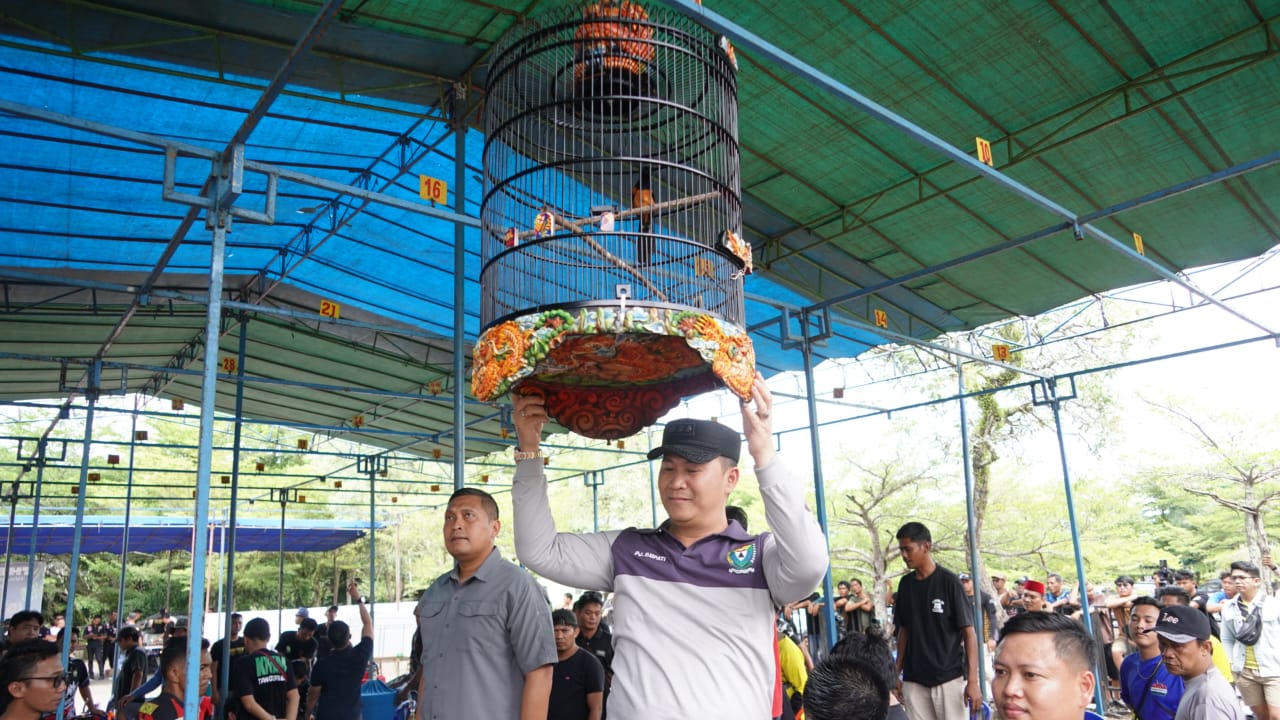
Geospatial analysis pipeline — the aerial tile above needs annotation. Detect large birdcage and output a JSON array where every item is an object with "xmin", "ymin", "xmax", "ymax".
[{"xmin": 474, "ymin": 0, "xmax": 755, "ymax": 439}]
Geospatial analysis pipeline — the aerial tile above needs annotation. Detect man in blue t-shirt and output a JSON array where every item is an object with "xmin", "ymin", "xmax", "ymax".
[
  {"xmin": 306, "ymin": 582, "xmax": 373, "ymax": 720},
  {"xmin": 1121, "ymin": 597, "xmax": 1184, "ymax": 720}
]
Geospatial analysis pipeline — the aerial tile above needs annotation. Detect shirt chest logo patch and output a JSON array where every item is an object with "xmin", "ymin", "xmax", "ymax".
[
  {"xmin": 932, "ymin": 598, "xmax": 945, "ymax": 614},
  {"xmin": 727, "ymin": 542, "xmax": 757, "ymax": 574},
  {"xmin": 1151, "ymin": 682, "xmax": 1168, "ymax": 696}
]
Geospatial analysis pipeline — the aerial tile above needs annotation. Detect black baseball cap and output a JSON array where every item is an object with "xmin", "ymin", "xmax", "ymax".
[
  {"xmin": 647, "ymin": 419, "xmax": 741, "ymax": 464},
  {"xmin": 1147, "ymin": 604, "xmax": 1209, "ymax": 643},
  {"xmin": 243, "ymin": 618, "xmax": 271, "ymax": 640}
]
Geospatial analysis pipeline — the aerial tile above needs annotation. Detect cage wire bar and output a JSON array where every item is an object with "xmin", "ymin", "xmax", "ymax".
[{"xmin": 481, "ymin": 2, "xmax": 743, "ymax": 324}]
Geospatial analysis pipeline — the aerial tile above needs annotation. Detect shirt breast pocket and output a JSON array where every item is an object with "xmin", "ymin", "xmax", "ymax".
[
  {"xmin": 415, "ymin": 600, "xmax": 448, "ymax": 650},
  {"xmin": 457, "ymin": 601, "xmax": 504, "ymax": 653}
]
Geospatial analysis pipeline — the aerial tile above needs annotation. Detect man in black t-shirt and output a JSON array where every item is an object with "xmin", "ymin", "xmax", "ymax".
[
  {"xmin": 274, "ymin": 620, "xmax": 318, "ymax": 664},
  {"xmin": 104, "ymin": 611, "xmax": 119, "ymax": 676},
  {"xmin": 211, "ymin": 614, "xmax": 245, "ymax": 710},
  {"xmin": 549, "ymin": 610, "xmax": 605, "ymax": 720},
  {"xmin": 112, "ymin": 626, "xmax": 148, "ymax": 709},
  {"xmin": 313, "ymin": 607, "xmax": 339, "ymax": 660},
  {"xmin": 306, "ymin": 583, "xmax": 373, "ymax": 720},
  {"xmin": 232, "ymin": 618, "xmax": 298, "ymax": 720},
  {"xmin": 893, "ymin": 522, "xmax": 980, "ymax": 720},
  {"xmin": 1174, "ymin": 568, "xmax": 1221, "ymax": 637}
]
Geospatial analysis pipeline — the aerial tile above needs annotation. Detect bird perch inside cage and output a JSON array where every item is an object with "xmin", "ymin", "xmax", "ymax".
[{"xmin": 475, "ymin": 0, "xmax": 754, "ymax": 439}]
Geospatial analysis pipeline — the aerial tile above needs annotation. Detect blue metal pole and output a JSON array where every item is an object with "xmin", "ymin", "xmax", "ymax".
[
  {"xmin": 1046, "ymin": 381, "xmax": 1106, "ymax": 713},
  {"xmin": 2, "ymin": 479, "xmax": 19, "ymax": 614},
  {"xmin": 369, "ymin": 465, "xmax": 376, "ymax": 617},
  {"xmin": 956, "ymin": 360, "xmax": 987, "ymax": 694},
  {"xmin": 113, "ymin": 402, "xmax": 141, "ymax": 638},
  {"xmin": 57, "ymin": 360, "xmax": 100, "ymax": 719},
  {"xmin": 24, "ymin": 446, "xmax": 46, "ymax": 609},
  {"xmin": 278, "ymin": 498, "xmax": 286, "ymax": 634},
  {"xmin": 453, "ymin": 122, "xmax": 468, "ymax": 489},
  {"xmin": 185, "ymin": 192, "xmax": 228, "ymax": 720},
  {"xmin": 218, "ymin": 314, "xmax": 248, "ymax": 718},
  {"xmin": 799, "ymin": 310, "xmax": 837, "ymax": 650},
  {"xmin": 592, "ymin": 474, "xmax": 600, "ymax": 534}
]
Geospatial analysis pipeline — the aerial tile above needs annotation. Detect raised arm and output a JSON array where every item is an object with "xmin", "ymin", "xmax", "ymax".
[
  {"xmin": 350, "ymin": 581, "xmax": 373, "ymax": 639},
  {"xmin": 509, "ymin": 392, "xmax": 619, "ymax": 589},
  {"xmin": 742, "ymin": 375, "xmax": 828, "ymax": 604}
]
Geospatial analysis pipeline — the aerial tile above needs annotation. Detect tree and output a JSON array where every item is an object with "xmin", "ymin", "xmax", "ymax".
[
  {"xmin": 822, "ymin": 411, "xmax": 964, "ymax": 626},
  {"xmin": 831, "ymin": 452, "xmax": 941, "ymax": 626},
  {"xmin": 1144, "ymin": 400, "xmax": 1280, "ymax": 585}
]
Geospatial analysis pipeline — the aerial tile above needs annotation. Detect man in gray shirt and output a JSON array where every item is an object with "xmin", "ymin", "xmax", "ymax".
[
  {"xmin": 1149, "ymin": 604, "xmax": 1242, "ymax": 720},
  {"xmin": 415, "ymin": 488, "xmax": 556, "ymax": 720}
]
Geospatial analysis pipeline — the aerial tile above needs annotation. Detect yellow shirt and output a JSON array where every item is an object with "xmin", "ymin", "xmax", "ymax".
[
  {"xmin": 778, "ymin": 635, "xmax": 808, "ymax": 699},
  {"xmin": 1242, "ymin": 598, "xmax": 1259, "ymax": 670},
  {"xmin": 1210, "ymin": 635, "xmax": 1235, "ymax": 682}
]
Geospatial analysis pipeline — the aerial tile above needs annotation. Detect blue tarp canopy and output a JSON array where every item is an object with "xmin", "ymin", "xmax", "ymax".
[{"xmin": 0, "ymin": 515, "xmax": 376, "ymax": 555}]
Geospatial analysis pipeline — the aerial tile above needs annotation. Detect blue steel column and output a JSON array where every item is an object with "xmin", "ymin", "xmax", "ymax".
[
  {"xmin": 452, "ymin": 122, "xmax": 467, "ymax": 488},
  {"xmin": 278, "ymin": 497, "xmax": 287, "ymax": 632},
  {"xmin": 218, "ymin": 314, "xmax": 249, "ymax": 718},
  {"xmin": 2, "ymin": 477, "xmax": 20, "ymax": 611},
  {"xmin": 185, "ymin": 181, "xmax": 229, "ymax": 720},
  {"xmin": 799, "ymin": 310, "xmax": 837, "ymax": 650},
  {"xmin": 113, "ymin": 403, "xmax": 141, "ymax": 627},
  {"xmin": 1047, "ymin": 380, "xmax": 1105, "ymax": 713},
  {"xmin": 956, "ymin": 360, "xmax": 987, "ymax": 693},
  {"xmin": 23, "ymin": 444, "xmax": 46, "ymax": 608},
  {"xmin": 584, "ymin": 472, "xmax": 603, "ymax": 533},
  {"xmin": 56, "ymin": 360, "xmax": 101, "ymax": 718},
  {"xmin": 356, "ymin": 454, "xmax": 386, "ymax": 618}
]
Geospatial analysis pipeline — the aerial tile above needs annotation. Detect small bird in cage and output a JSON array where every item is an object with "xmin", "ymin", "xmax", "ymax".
[
  {"xmin": 532, "ymin": 207, "xmax": 556, "ymax": 239},
  {"xmin": 632, "ymin": 171, "xmax": 655, "ymax": 264}
]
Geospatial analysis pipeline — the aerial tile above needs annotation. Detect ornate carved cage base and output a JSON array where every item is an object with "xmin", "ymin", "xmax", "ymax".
[{"xmin": 471, "ymin": 305, "xmax": 754, "ymax": 439}]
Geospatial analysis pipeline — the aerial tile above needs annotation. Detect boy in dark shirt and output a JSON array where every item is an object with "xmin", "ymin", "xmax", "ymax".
[
  {"xmin": 111, "ymin": 627, "xmax": 147, "ymax": 710},
  {"xmin": 274, "ymin": 621, "xmax": 318, "ymax": 664},
  {"xmin": 55, "ymin": 628, "xmax": 100, "ymax": 719},
  {"xmin": 231, "ymin": 619, "xmax": 297, "ymax": 720}
]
